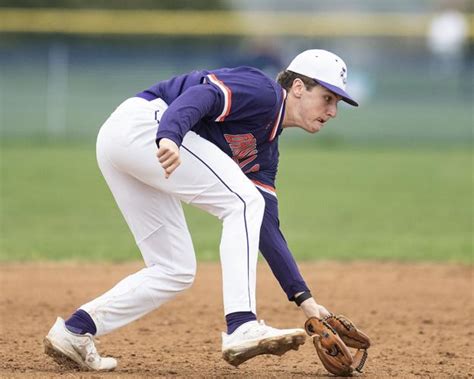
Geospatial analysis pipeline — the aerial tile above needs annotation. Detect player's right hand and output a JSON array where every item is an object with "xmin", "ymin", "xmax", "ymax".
[{"xmin": 157, "ymin": 138, "xmax": 181, "ymax": 179}]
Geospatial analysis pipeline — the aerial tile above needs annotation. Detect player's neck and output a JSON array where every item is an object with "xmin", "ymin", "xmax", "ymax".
[{"xmin": 281, "ymin": 96, "xmax": 300, "ymax": 129}]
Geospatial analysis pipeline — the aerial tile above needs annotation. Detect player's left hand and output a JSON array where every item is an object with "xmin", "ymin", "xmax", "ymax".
[{"xmin": 157, "ymin": 138, "xmax": 181, "ymax": 178}]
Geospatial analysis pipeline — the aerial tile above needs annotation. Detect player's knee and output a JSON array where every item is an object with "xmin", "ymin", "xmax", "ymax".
[
  {"xmin": 245, "ymin": 188, "xmax": 265, "ymax": 219},
  {"xmin": 232, "ymin": 188, "xmax": 264, "ymax": 217},
  {"xmin": 176, "ymin": 271, "xmax": 195, "ymax": 289},
  {"xmin": 175, "ymin": 260, "xmax": 196, "ymax": 289},
  {"xmin": 146, "ymin": 263, "xmax": 195, "ymax": 291},
  {"xmin": 222, "ymin": 187, "xmax": 264, "ymax": 226},
  {"xmin": 165, "ymin": 252, "xmax": 196, "ymax": 290}
]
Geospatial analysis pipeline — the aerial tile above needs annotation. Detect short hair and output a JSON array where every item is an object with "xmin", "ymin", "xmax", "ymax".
[{"xmin": 276, "ymin": 70, "xmax": 319, "ymax": 91}]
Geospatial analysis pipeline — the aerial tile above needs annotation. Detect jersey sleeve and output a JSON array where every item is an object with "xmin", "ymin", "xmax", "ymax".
[
  {"xmin": 155, "ymin": 84, "xmax": 222, "ymax": 147},
  {"xmin": 258, "ymin": 190, "xmax": 310, "ymax": 301}
]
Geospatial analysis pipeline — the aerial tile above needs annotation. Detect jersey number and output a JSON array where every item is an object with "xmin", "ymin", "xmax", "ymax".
[{"xmin": 224, "ymin": 133, "xmax": 260, "ymax": 173}]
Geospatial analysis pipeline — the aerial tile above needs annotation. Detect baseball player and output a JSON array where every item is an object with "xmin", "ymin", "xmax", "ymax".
[{"xmin": 44, "ymin": 49, "xmax": 367, "ymax": 372}]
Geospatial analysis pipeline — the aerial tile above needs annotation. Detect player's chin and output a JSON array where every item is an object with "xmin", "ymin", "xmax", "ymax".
[{"xmin": 307, "ymin": 123, "xmax": 323, "ymax": 134}]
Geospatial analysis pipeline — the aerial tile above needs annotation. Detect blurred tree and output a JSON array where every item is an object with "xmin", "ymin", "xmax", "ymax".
[{"xmin": 0, "ymin": 0, "xmax": 228, "ymax": 9}]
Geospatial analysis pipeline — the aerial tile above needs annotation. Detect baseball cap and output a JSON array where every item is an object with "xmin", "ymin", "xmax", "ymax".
[{"xmin": 287, "ymin": 49, "xmax": 358, "ymax": 106}]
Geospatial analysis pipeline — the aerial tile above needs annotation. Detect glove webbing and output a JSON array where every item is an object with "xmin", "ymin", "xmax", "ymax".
[{"xmin": 353, "ymin": 349, "xmax": 368, "ymax": 372}]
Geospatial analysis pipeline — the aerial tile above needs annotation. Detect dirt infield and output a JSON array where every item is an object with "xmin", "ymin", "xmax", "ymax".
[{"xmin": 0, "ymin": 261, "xmax": 472, "ymax": 378}]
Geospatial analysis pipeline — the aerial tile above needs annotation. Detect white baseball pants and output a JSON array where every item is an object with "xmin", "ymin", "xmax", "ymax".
[{"xmin": 80, "ymin": 97, "xmax": 264, "ymax": 336}]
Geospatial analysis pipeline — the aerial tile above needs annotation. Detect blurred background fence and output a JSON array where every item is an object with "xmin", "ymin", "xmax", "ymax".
[{"xmin": 1, "ymin": 0, "xmax": 472, "ymax": 146}]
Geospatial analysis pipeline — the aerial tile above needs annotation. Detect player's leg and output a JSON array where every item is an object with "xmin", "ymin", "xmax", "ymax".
[
  {"xmin": 44, "ymin": 98, "xmax": 196, "ymax": 370},
  {"xmin": 44, "ymin": 173, "xmax": 195, "ymax": 371},
  {"xmin": 175, "ymin": 132, "xmax": 306, "ymax": 366},
  {"xmin": 78, "ymin": 165, "xmax": 196, "ymax": 336},
  {"xmin": 177, "ymin": 132, "xmax": 264, "ymax": 316},
  {"xmin": 70, "ymin": 98, "xmax": 197, "ymax": 335}
]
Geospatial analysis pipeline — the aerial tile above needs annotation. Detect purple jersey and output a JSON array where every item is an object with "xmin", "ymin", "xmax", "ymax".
[
  {"xmin": 138, "ymin": 67, "xmax": 285, "ymax": 194},
  {"xmin": 136, "ymin": 67, "xmax": 309, "ymax": 300}
]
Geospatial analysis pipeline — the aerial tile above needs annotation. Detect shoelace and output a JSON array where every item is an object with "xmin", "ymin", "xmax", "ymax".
[
  {"xmin": 242, "ymin": 320, "xmax": 274, "ymax": 338},
  {"xmin": 77, "ymin": 334, "xmax": 101, "ymax": 363}
]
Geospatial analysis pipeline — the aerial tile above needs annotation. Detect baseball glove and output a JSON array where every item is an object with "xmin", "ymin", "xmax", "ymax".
[
  {"xmin": 324, "ymin": 314, "xmax": 371, "ymax": 374},
  {"xmin": 304, "ymin": 315, "xmax": 371, "ymax": 376},
  {"xmin": 304, "ymin": 317, "xmax": 353, "ymax": 376},
  {"xmin": 324, "ymin": 314, "xmax": 371, "ymax": 349}
]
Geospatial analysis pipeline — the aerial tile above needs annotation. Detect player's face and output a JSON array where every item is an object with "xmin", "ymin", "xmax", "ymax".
[{"xmin": 297, "ymin": 84, "xmax": 341, "ymax": 134}]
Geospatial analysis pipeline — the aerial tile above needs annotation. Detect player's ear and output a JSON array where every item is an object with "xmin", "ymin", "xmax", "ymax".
[{"xmin": 290, "ymin": 78, "xmax": 305, "ymax": 99}]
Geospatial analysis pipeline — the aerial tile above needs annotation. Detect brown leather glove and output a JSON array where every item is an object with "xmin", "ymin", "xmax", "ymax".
[
  {"xmin": 324, "ymin": 314, "xmax": 371, "ymax": 373},
  {"xmin": 304, "ymin": 317, "xmax": 354, "ymax": 376},
  {"xmin": 324, "ymin": 314, "xmax": 371, "ymax": 349},
  {"xmin": 305, "ymin": 315, "xmax": 371, "ymax": 376}
]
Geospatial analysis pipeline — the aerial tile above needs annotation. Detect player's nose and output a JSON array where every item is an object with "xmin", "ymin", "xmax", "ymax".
[{"xmin": 327, "ymin": 104, "xmax": 337, "ymax": 119}]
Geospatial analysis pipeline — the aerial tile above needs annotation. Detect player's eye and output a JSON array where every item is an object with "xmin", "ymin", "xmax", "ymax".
[{"xmin": 324, "ymin": 95, "xmax": 331, "ymax": 103}]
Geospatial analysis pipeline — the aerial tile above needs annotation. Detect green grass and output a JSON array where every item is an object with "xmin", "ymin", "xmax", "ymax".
[
  {"xmin": 276, "ymin": 146, "xmax": 472, "ymax": 262},
  {"xmin": 0, "ymin": 143, "xmax": 472, "ymax": 263}
]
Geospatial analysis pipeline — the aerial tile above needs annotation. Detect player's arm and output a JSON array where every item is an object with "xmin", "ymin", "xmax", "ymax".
[
  {"xmin": 155, "ymin": 84, "xmax": 223, "ymax": 177},
  {"xmin": 258, "ymin": 190, "xmax": 330, "ymax": 319}
]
